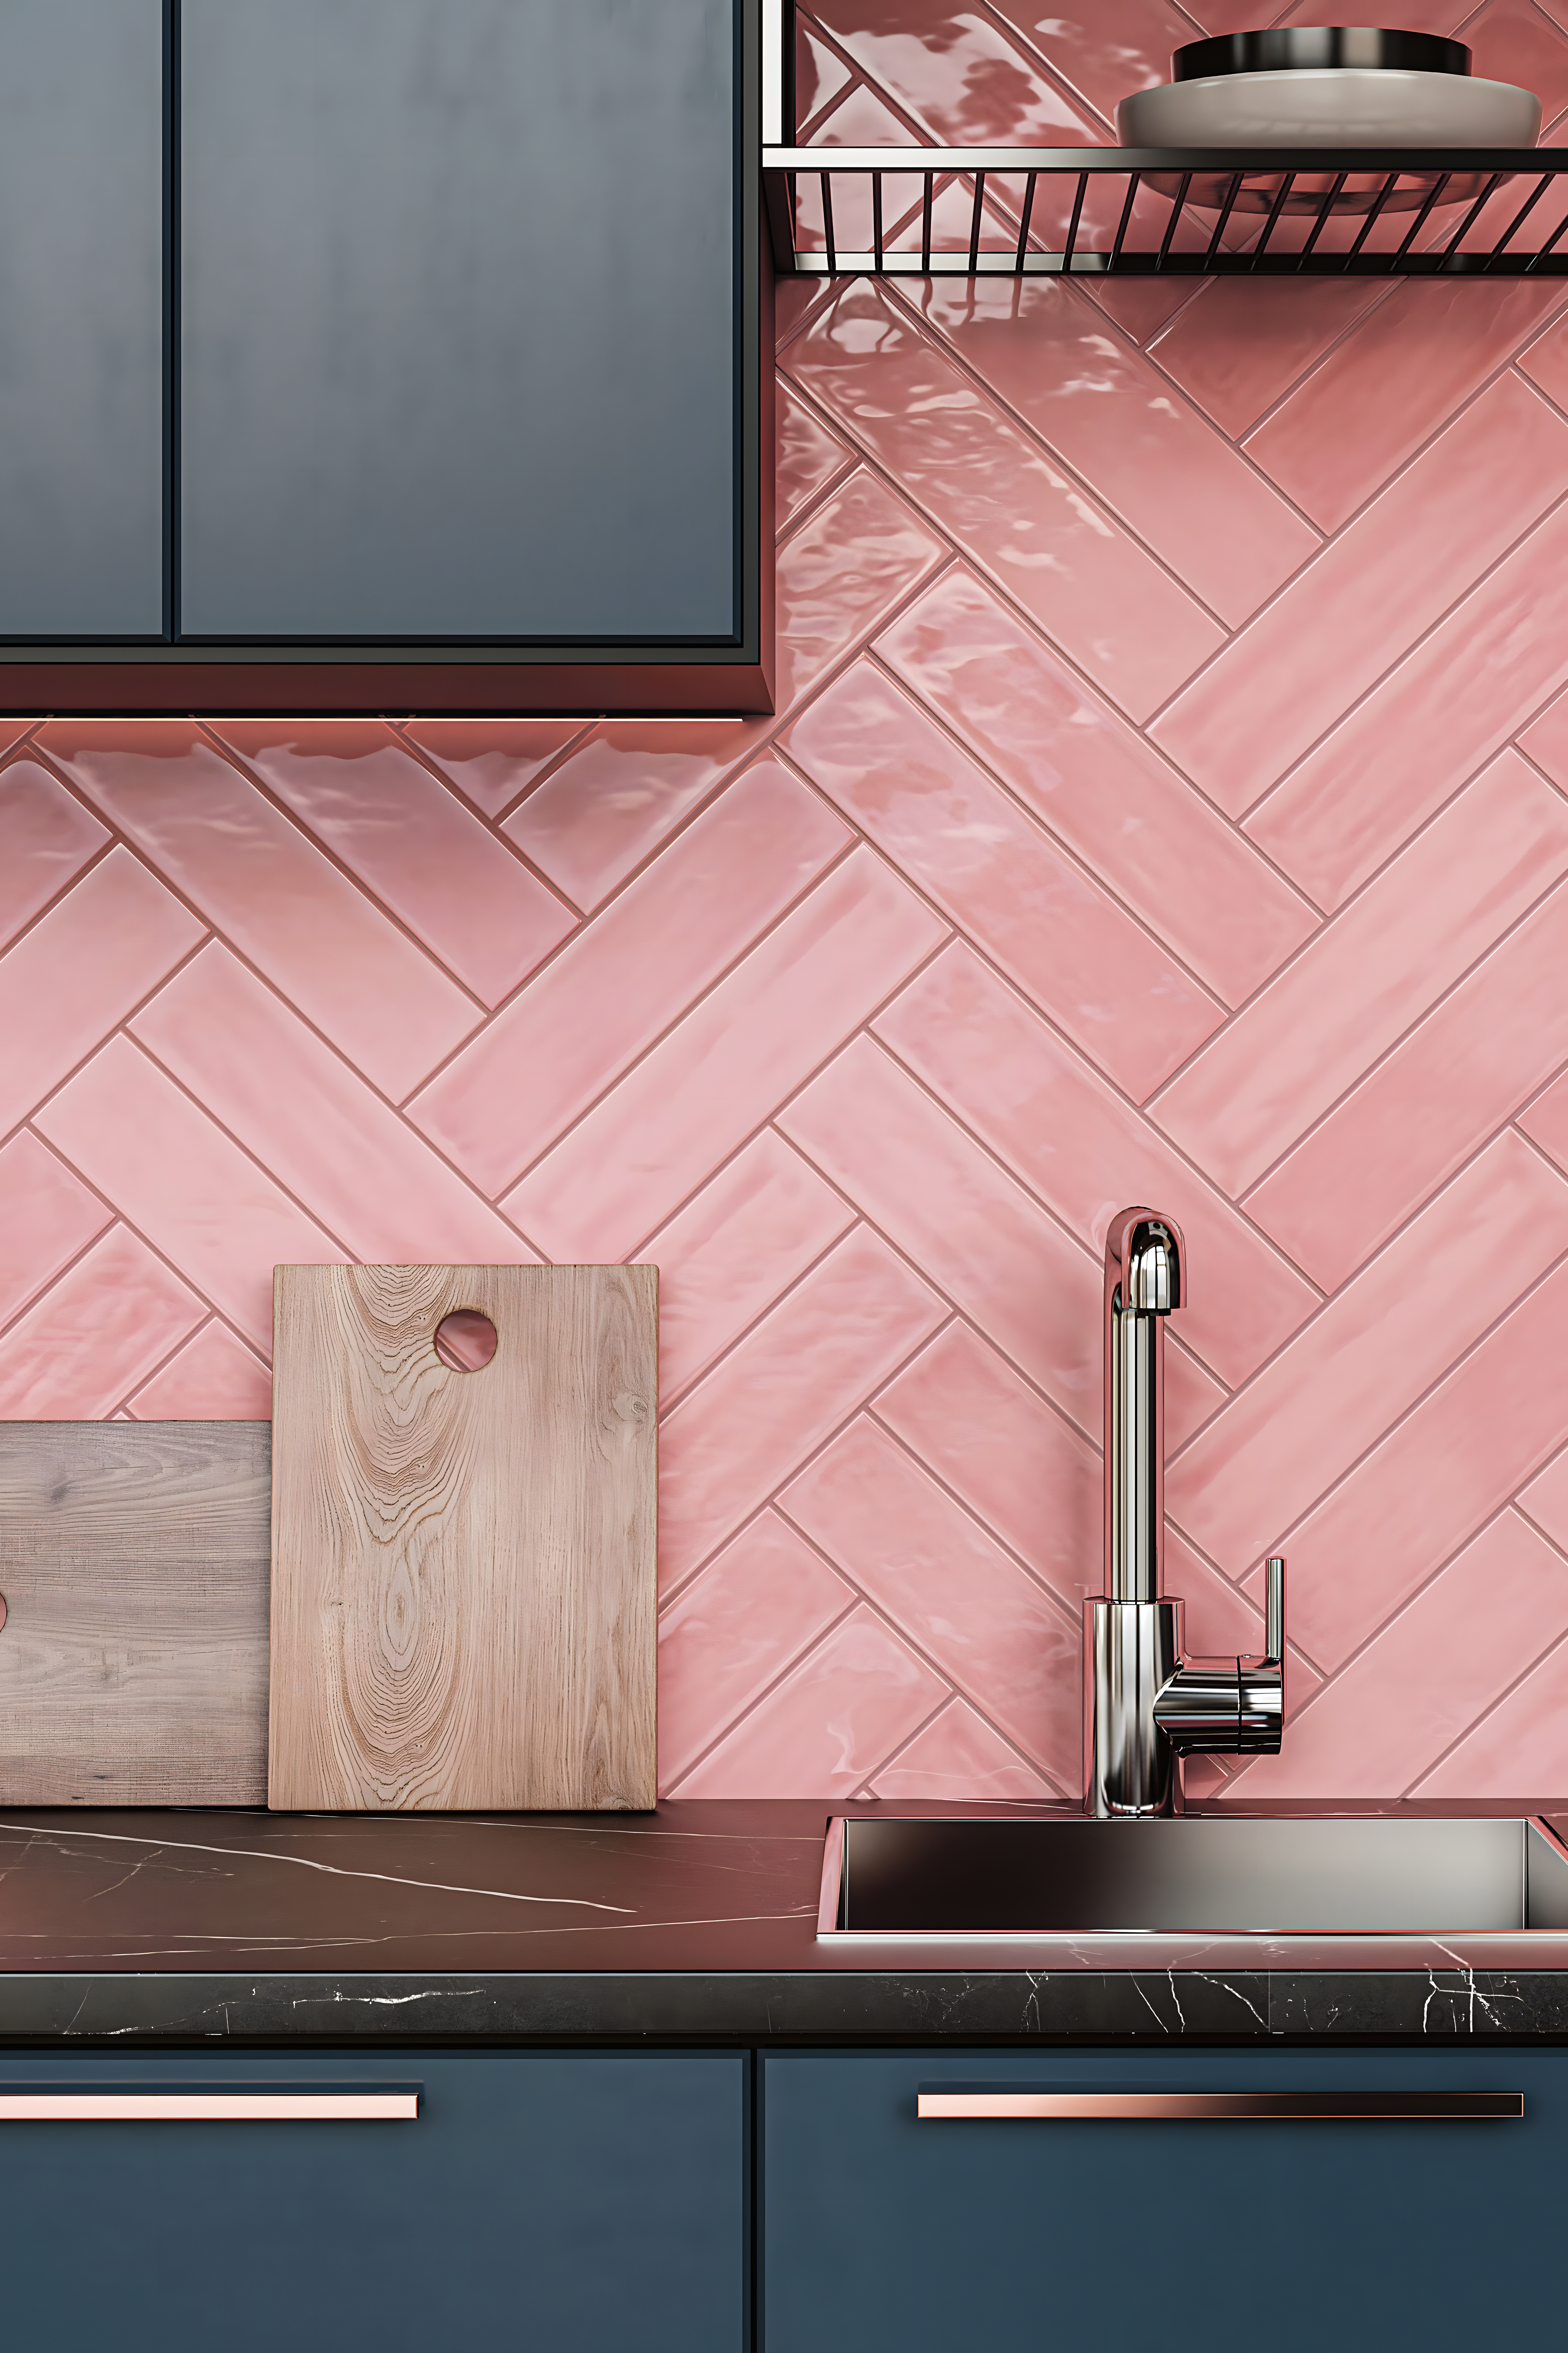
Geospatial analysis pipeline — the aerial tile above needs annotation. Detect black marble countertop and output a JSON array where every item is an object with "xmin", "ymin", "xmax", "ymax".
[{"xmin": 2, "ymin": 1801, "xmax": 1567, "ymax": 2045}]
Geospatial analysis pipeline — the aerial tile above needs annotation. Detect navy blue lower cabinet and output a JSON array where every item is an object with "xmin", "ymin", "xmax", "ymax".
[
  {"xmin": 0, "ymin": 2050, "xmax": 745, "ymax": 2353},
  {"xmin": 761, "ymin": 2047, "xmax": 1568, "ymax": 2353}
]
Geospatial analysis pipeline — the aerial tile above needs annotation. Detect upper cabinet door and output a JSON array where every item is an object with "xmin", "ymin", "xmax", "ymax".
[
  {"xmin": 0, "ymin": 0, "xmax": 768, "ymax": 713},
  {"xmin": 0, "ymin": 0, "xmax": 164, "ymax": 638},
  {"xmin": 179, "ymin": 0, "xmax": 740, "ymax": 643}
]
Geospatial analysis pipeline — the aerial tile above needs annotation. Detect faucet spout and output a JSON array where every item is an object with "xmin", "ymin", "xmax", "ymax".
[
  {"xmin": 1104, "ymin": 1210, "xmax": 1182, "ymax": 1606},
  {"xmin": 1085, "ymin": 1207, "xmax": 1286, "ymax": 1818}
]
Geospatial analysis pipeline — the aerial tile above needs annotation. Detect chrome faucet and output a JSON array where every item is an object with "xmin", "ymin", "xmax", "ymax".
[{"xmin": 1084, "ymin": 1208, "xmax": 1285, "ymax": 1817}]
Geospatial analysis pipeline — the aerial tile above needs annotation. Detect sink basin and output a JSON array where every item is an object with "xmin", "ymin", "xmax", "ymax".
[{"xmin": 819, "ymin": 1815, "xmax": 1568, "ymax": 1940}]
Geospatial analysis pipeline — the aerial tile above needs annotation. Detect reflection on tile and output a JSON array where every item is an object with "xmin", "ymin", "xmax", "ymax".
[
  {"xmin": 1148, "ymin": 280, "xmax": 1385, "ymax": 440},
  {"xmin": 776, "ymin": 377, "xmax": 854, "ymax": 528},
  {"xmin": 401, "ymin": 720, "xmax": 593, "ymax": 819},
  {"xmin": 503, "ymin": 721, "xmax": 770, "ymax": 911},
  {"xmin": 215, "ymin": 722, "xmax": 577, "ymax": 1008},
  {"xmin": 0, "ymin": 759, "xmax": 109, "ymax": 950},
  {"xmin": 874, "ymin": 567, "xmax": 1317, "ymax": 1008},
  {"xmin": 40, "ymin": 723, "xmax": 478, "ymax": 1100},
  {"xmin": 918, "ymin": 278, "xmax": 1319, "ymax": 625},
  {"xmin": 783, "ymin": 659, "xmax": 1223, "ymax": 1098},
  {"xmin": 808, "ymin": 0, "xmax": 1102, "ymax": 142},
  {"xmin": 784, "ymin": 278, "xmax": 1223, "ymax": 718},
  {"xmin": 774, "ymin": 471, "xmax": 947, "ymax": 715}
]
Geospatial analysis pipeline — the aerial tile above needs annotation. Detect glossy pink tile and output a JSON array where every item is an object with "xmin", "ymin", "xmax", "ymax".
[
  {"xmin": 875, "ymin": 942, "xmax": 1318, "ymax": 1386},
  {"xmin": 0, "ymin": 1131, "xmax": 113, "ymax": 1330},
  {"xmin": 1464, "ymin": 0, "xmax": 1568, "ymax": 128},
  {"xmin": 1517, "ymin": 307, "xmax": 1568, "ymax": 414},
  {"xmin": 876, "ymin": 1319, "xmax": 1101, "ymax": 1611},
  {"xmin": 413, "ymin": 762, "xmax": 852, "ymax": 1197},
  {"xmin": 1412, "ymin": 1633, "xmax": 1568, "ymax": 1800},
  {"xmin": 656, "ymin": 1511, "xmax": 855, "ymax": 1789},
  {"xmin": 874, "ymin": 567, "xmax": 1319, "ymax": 1008},
  {"xmin": 646, "ymin": 1133, "xmax": 856, "ymax": 1404},
  {"xmin": 781, "ymin": 659, "xmax": 1224, "ymax": 1098},
  {"xmin": 776, "ymin": 377, "xmax": 854, "ymax": 530},
  {"xmin": 1517, "ymin": 1063, "xmax": 1568, "ymax": 1177},
  {"xmin": 918, "ymin": 278, "xmax": 1319, "ymax": 625},
  {"xmin": 1162, "ymin": 1528, "xmax": 1323, "ymax": 1704},
  {"xmin": 657, "ymin": 1226, "xmax": 946, "ymax": 1592},
  {"xmin": 504, "ymin": 849, "xmax": 946, "ymax": 1262},
  {"xmin": 669, "ymin": 1604, "xmax": 949, "ymax": 1798},
  {"xmin": 125, "ymin": 1319, "xmax": 274, "ymax": 1419},
  {"xmin": 0, "ymin": 759, "xmax": 109, "ymax": 950},
  {"xmin": 780, "ymin": 1032, "xmax": 1101, "ymax": 1431},
  {"xmin": 0, "ymin": 847, "xmax": 203, "ymax": 1140},
  {"xmin": 1152, "ymin": 374, "xmax": 1568, "ymax": 824},
  {"xmin": 1251, "ymin": 1256, "xmax": 1568, "ymax": 1673},
  {"xmin": 214, "ymin": 722, "xmax": 576, "ymax": 1010},
  {"xmin": 795, "ymin": 18, "xmax": 853, "ymax": 129},
  {"xmin": 1147, "ymin": 280, "xmax": 1386, "ymax": 440},
  {"xmin": 1169, "ymin": 1131, "xmax": 1568, "ymax": 1577},
  {"xmin": 808, "ymin": 1, "xmax": 1103, "ymax": 141},
  {"xmin": 1152, "ymin": 750, "xmax": 1568, "ymax": 1195},
  {"xmin": 1243, "ymin": 280, "xmax": 1566, "ymax": 530},
  {"xmin": 130, "ymin": 944, "xmax": 531, "ymax": 1266},
  {"xmin": 1002, "ymin": 0, "xmax": 1195, "ymax": 126},
  {"xmin": 502, "ymin": 721, "xmax": 770, "ymax": 911},
  {"xmin": 400, "ymin": 721, "xmax": 593, "ymax": 820},
  {"xmin": 34, "ymin": 1036, "xmax": 338, "ymax": 1351},
  {"xmin": 783, "ymin": 279, "xmax": 1223, "ymax": 718},
  {"xmin": 1233, "ymin": 1510, "xmax": 1568, "ymax": 1799},
  {"xmin": 1244, "ymin": 875, "xmax": 1568, "ymax": 1289},
  {"xmin": 774, "ymin": 470, "xmax": 947, "ymax": 717},
  {"xmin": 0, "ymin": 1224, "xmax": 205, "ymax": 1418},
  {"xmin": 1517, "ymin": 674, "xmax": 1568, "ymax": 790},
  {"xmin": 781, "ymin": 1415, "xmax": 1083, "ymax": 1781},
  {"xmin": 1517, "ymin": 1443, "xmax": 1568, "ymax": 1552},
  {"xmin": 40, "ymin": 723, "xmax": 479, "ymax": 1100},
  {"xmin": 870, "ymin": 1698, "xmax": 1057, "ymax": 1800},
  {"xmin": 1080, "ymin": 277, "xmax": 1198, "ymax": 345}
]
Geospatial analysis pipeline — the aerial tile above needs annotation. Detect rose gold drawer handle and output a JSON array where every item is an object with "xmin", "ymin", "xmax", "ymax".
[
  {"xmin": 917, "ymin": 2091, "xmax": 1523, "ymax": 2122},
  {"xmin": 0, "ymin": 2091, "xmax": 418, "ymax": 2122}
]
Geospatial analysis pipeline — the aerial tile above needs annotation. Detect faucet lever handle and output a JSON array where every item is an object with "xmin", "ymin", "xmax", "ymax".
[{"xmin": 1263, "ymin": 1555, "xmax": 1284, "ymax": 1668}]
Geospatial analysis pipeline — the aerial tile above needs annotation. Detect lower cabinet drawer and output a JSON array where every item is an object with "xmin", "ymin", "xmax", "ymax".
[
  {"xmin": 762, "ymin": 2046, "xmax": 1568, "ymax": 2353},
  {"xmin": 0, "ymin": 2049, "xmax": 746, "ymax": 2353}
]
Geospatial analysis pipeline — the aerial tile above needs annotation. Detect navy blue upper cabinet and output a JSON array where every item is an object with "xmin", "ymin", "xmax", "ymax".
[
  {"xmin": 0, "ymin": 0, "xmax": 164, "ymax": 638},
  {"xmin": 0, "ymin": 0, "xmax": 768, "ymax": 714}
]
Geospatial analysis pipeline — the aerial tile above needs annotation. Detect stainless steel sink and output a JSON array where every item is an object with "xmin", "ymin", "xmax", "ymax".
[{"xmin": 818, "ymin": 1815, "xmax": 1568, "ymax": 1939}]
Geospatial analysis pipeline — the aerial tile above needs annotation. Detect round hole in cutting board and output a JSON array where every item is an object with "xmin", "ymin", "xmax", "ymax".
[{"xmin": 434, "ymin": 1310, "xmax": 498, "ymax": 1373}]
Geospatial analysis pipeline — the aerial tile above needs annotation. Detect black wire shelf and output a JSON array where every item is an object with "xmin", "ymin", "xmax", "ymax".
[{"xmin": 761, "ymin": 146, "xmax": 1568, "ymax": 277}]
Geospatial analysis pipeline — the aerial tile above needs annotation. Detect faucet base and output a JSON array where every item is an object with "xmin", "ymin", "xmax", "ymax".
[{"xmin": 1084, "ymin": 1598, "xmax": 1183, "ymax": 1818}]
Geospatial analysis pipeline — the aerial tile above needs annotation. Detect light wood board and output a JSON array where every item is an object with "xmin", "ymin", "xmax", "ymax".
[
  {"xmin": 268, "ymin": 1263, "xmax": 657, "ymax": 1812},
  {"xmin": 0, "ymin": 1421, "xmax": 270, "ymax": 1805}
]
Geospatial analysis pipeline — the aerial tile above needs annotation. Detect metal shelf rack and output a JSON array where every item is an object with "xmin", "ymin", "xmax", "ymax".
[{"xmin": 760, "ymin": 3, "xmax": 1568, "ymax": 277}]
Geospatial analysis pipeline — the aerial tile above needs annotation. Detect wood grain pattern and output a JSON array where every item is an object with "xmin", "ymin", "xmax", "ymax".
[
  {"xmin": 268, "ymin": 1263, "xmax": 658, "ymax": 1812},
  {"xmin": 0, "ymin": 1421, "xmax": 270, "ymax": 1805}
]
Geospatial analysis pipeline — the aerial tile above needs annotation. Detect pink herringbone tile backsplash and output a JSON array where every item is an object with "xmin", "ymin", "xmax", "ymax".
[{"xmin": 7, "ymin": 2, "xmax": 1568, "ymax": 1801}]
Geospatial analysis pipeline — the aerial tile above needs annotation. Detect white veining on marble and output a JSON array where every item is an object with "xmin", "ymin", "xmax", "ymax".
[{"xmin": 0, "ymin": 1822, "xmax": 636, "ymax": 1913}]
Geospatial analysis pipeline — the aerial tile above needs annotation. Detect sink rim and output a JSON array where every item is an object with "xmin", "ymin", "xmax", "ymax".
[{"xmin": 816, "ymin": 1811, "xmax": 1568, "ymax": 1946}]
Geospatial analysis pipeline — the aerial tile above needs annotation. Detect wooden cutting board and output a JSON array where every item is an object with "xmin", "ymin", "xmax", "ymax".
[
  {"xmin": 268, "ymin": 1263, "xmax": 658, "ymax": 1812},
  {"xmin": 0, "ymin": 1420, "xmax": 270, "ymax": 1805}
]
